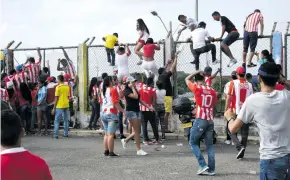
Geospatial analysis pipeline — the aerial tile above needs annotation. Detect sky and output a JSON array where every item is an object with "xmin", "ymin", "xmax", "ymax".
[{"xmin": 1, "ymin": 0, "xmax": 290, "ymax": 77}]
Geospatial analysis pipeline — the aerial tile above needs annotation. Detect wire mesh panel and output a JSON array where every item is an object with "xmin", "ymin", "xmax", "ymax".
[
  {"xmin": 286, "ymin": 34, "xmax": 290, "ymax": 80},
  {"xmin": 13, "ymin": 47, "xmax": 78, "ymax": 77},
  {"xmin": 87, "ymin": 44, "xmax": 165, "ymax": 80}
]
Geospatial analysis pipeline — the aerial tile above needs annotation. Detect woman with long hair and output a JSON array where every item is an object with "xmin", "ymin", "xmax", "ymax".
[
  {"xmin": 121, "ymin": 76, "xmax": 154, "ymax": 156},
  {"xmin": 87, "ymin": 77, "xmax": 101, "ymax": 130},
  {"xmin": 101, "ymin": 76, "xmax": 124, "ymax": 156},
  {"xmin": 256, "ymin": 49, "xmax": 275, "ymax": 66},
  {"xmin": 18, "ymin": 82, "xmax": 32, "ymax": 134},
  {"xmin": 37, "ymin": 79, "xmax": 48, "ymax": 135},
  {"xmin": 135, "ymin": 18, "xmax": 150, "ymax": 64}
]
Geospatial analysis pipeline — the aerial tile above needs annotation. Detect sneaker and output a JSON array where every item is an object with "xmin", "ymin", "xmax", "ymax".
[
  {"xmin": 208, "ymin": 171, "xmax": 216, "ymax": 176},
  {"xmin": 152, "ymin": 140, "xmax": 161, "ymax": 145},
  {"xmin": 236, "ymin": 147, "xmax": 245, "ymax": 159},
  {"xmin": 103, "ymin": 150, "xmax": 109, "ymax": 156},
  {"xmin": 109, "ymin": 152, "xmax": 119, "ymax": 157},
  {"xmin": 247, "ymin": 62, "xmax": 257, "ymax": 67},
  {"xmin": 136, "ymin": 60, "xmax": 143, "ymax": 65},
  {"xmin": 63, "ymin": 135, "xmax": 69, "ymax": 138},
  {"xmin": 121, "ymin": 139, "xmax": 127, "ymax": 149},
  {"xmin": 227, "ymin": 58, "xmax": 237, "ymax": 67},
  {"xmin": 143, "ymin": 141, "xmax": 152, "ymax": 145},
  {"xmin": 137, "ymin": 149, "xmax": 147, "ymax": 156},
  {"xmin": 53, "ymin": 136, "xmax": 59, "ymax": 139},
  {"xmin": 212, "ymin": 59, "xmax": 220, "ymax": 65},
  {"xmin": 231, "ymin": 141, "xmax": 235, "ymax": 146},
  {"xmin": 197, "ymin": 166, "xmax": 209, "ymax": 175},
  {"xmin": 161, "ymin": 134, "xmax": 166, "ymax": 141},
  {"xmin": 225, "ymin": 140, "xmax": 231, "ymax": 145},
  {"xmin": 119, "ymin": 135, "xmax": 126, "ymax": 139}
]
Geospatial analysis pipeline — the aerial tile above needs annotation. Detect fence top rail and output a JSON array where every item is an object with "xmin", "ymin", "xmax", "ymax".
[
  {"xmin": 13, "ymin": 46, "xmax": 78, "ymax": 51},
  {"xmin": 87, "ymin": 42, "xmax": 165, "ymax": 48},
  {"xmin": 176, "ymin": 35, "xmax": 272, "ymax": 43}
]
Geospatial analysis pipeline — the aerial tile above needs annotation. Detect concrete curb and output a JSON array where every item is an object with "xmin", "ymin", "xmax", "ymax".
[{"xmin": 47, "ymin": 130, "xmax": 260, "ymax": 144}]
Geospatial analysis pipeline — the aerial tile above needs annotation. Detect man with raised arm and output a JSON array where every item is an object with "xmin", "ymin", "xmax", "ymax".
[{"xmin": 24, "ymin": 48, "xmax": 42, "ymax": 85}]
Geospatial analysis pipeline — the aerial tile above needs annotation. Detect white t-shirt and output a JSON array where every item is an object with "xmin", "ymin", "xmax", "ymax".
[
  {"xmin": 237, "ymin": 89, "xmax": 290, "ymax": 160},
  {"xmin": 138, "ymin": 30, "xmax": 150, "ymax": 41},
  {"xmin": 116, "ymin": 53, "xmax": 129, "ymax": 76},
  {"xmin": 191, "ymin": 28, "xmax": 210, "ymax": 49},
  {"xmin": 156, "ymin": 89, "xmax": 166, "ymax": 104},
  {"xmin": 186, "ymin": 17, "xmax": 198, "ymax": 30}
]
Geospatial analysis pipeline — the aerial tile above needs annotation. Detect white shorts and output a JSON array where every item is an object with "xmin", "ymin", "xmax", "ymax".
[
  {"xmin": 117, "ymin": 69, "xmax": 129, "ymax": 81},
  {"xmin": 141, "ymin": 60, "xmax": 158, "ymax": 78}
]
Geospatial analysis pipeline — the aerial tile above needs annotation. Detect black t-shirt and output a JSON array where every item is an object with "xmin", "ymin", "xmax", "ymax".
[
  {"xmin": 158, "ymin": 71, "xmax": 173, "ymax": 96},
  {"xmin": 221, "ymin": 16, "xmax": 237, "ymax": 33},
  {"xmin": 123, "ymin": 87, "xmax": 140, "ymax": 112}
]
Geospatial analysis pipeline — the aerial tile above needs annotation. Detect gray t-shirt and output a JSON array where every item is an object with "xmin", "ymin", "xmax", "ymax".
[{"xmin": 237, "ymin": 89, "xmax": 290, "ymax": 160}]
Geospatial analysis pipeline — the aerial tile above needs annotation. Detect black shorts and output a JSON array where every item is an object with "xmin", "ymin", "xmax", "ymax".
[
  {"xmin": 243, "ymin": 31, "xmax": 258, "ymax": 52},
  {"xmin": 222, "ymin": 31, "xmax": 240, "ymax": 46}
]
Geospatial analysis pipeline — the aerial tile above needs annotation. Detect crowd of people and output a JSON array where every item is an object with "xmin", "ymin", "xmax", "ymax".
[{"xmin": 1, "ymin": 8, "xmax": 290, "ymax": 180}]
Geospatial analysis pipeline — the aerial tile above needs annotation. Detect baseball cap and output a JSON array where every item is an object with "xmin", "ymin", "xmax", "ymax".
[
  {"xmin": 125, "ymin": 76, "xmax": 137, "ymax": 83},
  {"xmin": 236, "ymin": 66, "xmax": 245, "ymax": 75},
  {"xmin": 46, "ymin": 76, "xmax": 53, "ymax": 82},
  {"xmin": 15, "ymin": 64, "xmax": 23, "ymax": 71}
]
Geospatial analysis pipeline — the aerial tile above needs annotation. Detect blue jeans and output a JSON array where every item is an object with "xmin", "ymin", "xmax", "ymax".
[
  {"xmin": 54, "ymin": 108, "xmax": 69, "ymax": 137},
  {"xmin": 189, "ymin": 118, "xmax": 215, "ymax": 172},
  {"xmin": 260, "ymin": 154, "xmax": 290, "ymax": 180},
  {"xmin": 101, "ymin": 113, "xmax": 118, "ymax": 133}
]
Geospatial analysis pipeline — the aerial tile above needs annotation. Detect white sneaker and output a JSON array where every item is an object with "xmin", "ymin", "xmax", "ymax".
[
  {"xmin": 227, "ymin": 58, "xmax": 237, "ymax": 67},
  {"xmin": 137, "ymin": 149, "xmax": 147, "ymax": 156},
  {"xmin": 231, "ymin": 141, "xmax": 235, "ymax": 146},
  {"xmin": 197, "ymin": 166, "xmax": 209, "ymax": 175},
  {"xmin": 136, "ymin": 60, "xmax": 143, "ymax": 65},
  {"xmin": 225, "ymin": 140, "xmax": 231, "ymax": 145},
  {"xmin": 212, "ymin": 60, "xmax": 220, "ymax": 65},
  {"xmin": 121, "ymin": 139, "xmax": 127, "ymax": 149}
]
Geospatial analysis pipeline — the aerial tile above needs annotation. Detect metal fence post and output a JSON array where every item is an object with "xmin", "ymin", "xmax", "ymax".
[
  {"xmin": 43, "ymin": 49, "xmax": 46, "ymax": 67},
  {"xmin": 285, "ymin": 34, "xmax": 288, "ymax": 78},
  {"xmin": 219, "ymin": 41, "xmax": 223, "ymax": 112}
]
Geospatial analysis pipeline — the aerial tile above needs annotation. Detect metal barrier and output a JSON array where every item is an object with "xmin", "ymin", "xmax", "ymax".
[
  {"xmin": 285, "ymin": 34, "xmax": 290, "ymax": 79},
  {"xmin": 13, "ymin": 46, "xmax": 78, "ymax": 75}
]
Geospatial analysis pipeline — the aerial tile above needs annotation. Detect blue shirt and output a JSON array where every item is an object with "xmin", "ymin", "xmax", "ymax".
[{"xmin": 37, "ymin": 86, "xmax": 47, "ymax": 105}]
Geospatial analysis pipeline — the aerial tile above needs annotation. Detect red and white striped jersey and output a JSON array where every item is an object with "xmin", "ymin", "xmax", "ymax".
[
  {"xmin": 101, "ymin": 87, "xmax": 119, "ymax": 115},
  {"xmin": 14, "ymin": 71, "xmax": 28, "ymax": 89},
  {"xmin": 98, "ymin": 82, "xmax": 103, "ymax": 104},
  {"xmin": 4, "ymin": 75, "xmax": 15, "ymax": 89},
  {"xmin": 135, "ymin": 81, "xmax": 144, "ymax": 91},
  {"xmin": 64, "ymin": 81, "xmax": 73, "ymax": 100},
  {"xmin": 138, "ymin": 85, "xmax": 156, "ymax": 111},
  {"xmin": 205, "ymin": 77, "xmax": 212, "ymax": 87},
  {"xmin": 25, "ymin": 61, "xmax": 41, "ymax": 83},
  {"xmin": 63, "ymin": 60, "xmax": 76, "ymax": 80},
  {"xmin": 227, "ymin": 78, "xmax": 253, "ymax": 115},
  {"xmin": 0, "ymin": 88, "xmax": 9, "ymax": 102},
  {"xmin": 187, "ymin": 81, "xmax": 218, "ymax": 120},
  {"xmin": 245, "ymin": 12, "xmax": 263, "ymax": 32},
  {"xmin": 92, "ymin": 86, "xmax": 100, "ymax": 102}
]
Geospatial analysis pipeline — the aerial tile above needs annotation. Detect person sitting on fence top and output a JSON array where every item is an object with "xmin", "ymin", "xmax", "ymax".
[
  {"xmin": 102, "ymin": 33, "xmax": 119, "ymax": 66},
  {"xmin": 243, "ymin": 9, "xmax": 264, "ymax": 68},
  {"xmin": 57, "ymin": 47, "xmax": 77, "ymax": 81},
  {"xmin": 212, "ymin": 11, "xmax": 239, "ymax": 67},
  {"xmin": 116, "ymin": 43, "xmax": 131, "ymax": 82},
  {"xmin": 177, "ymin": 14, "xmax": 198, "ymax": 33},
  {"xmin": 203, "ymin": 66, "xmax": 221, "ymax": 87},
  {"xmin": 24, "ymin": 48, "xmax": 42, "ymax": 85},
  {"xmin": 135, "ymin": 19, "xmax": 150, "ymax": 65},
  {"xmin": 140, "ymin": 38, "xmax": 161, "ymax": 81},
  {"xmin": 189, "ymin": 21, "xmax": 219, "ymax": 70}
]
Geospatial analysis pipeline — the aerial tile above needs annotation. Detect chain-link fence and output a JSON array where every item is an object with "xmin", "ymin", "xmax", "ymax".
[
  {"xmin": 13, "ymin": 47, "xmax": 78, "ymax": 76},
  {"xmin": 285, "ymin": 34, "xmax": 290, "ymax": 80},
  {"xmin": 87, "ymin": 43, "xmax": 165, "ymax": 80}
]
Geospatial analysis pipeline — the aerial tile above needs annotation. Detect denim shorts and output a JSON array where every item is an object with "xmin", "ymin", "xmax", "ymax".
[
  {"xmin": 222, "ymin": 31, "xmax": 240, "ymax": 46},
  {"xmin": 125, "ymin": 111, "xmax": 141, "ymax": 120},
  {"xmin": 101, "ymin": 113, "xmax": 118, "ymax": 133}
]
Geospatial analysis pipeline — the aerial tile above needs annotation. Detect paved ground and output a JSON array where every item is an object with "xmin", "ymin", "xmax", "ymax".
[{"xmin": 22, "ymin": 135, "xmax": 261, "ymax": 180}]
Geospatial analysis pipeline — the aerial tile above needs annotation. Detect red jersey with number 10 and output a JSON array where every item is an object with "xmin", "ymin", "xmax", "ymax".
[{"xmin": 188, "ymin": 82, "xmax": 218, "ymax": 120}]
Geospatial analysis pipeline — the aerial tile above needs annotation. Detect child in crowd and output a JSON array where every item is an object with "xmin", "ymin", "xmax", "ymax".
[
  {"xmin": 116, "ymin": 44, "xmax": 131, "ymax": 81},
  {"xmin": 30, "ymin": 83, "xmax": 38, "ymax": 131},
  {"xmin": 155, "ymin": 80, "xmax": 166, "ymax": 140},
  {"xmin": 255, "ymin": 50, "xmax": 275, "ymax": 65},
  {"xmin": 203, "ymin": 67, "xmax": 221, "ymax": 87}
]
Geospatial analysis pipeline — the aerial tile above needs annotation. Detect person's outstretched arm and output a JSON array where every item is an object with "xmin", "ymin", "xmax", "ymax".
[
  {"xmin": 37, "ymin": 47, "xmax": 42, "ymax": 64},
  {"xmin": 60, "ymin": 46, "xmax": 70, "ymax": 61},
  {"xmin": 210, "ymin": 68, "xmax": 221, "ymax": 79}
]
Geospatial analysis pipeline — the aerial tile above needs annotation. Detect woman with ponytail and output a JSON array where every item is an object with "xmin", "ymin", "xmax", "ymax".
[
  {"xmin": 101, "ymin": 76, "xmax": 124, "ymax": 157},
  {"xmin": 256, "ymin": 49, "xmax": 275, "ymax": 66}
]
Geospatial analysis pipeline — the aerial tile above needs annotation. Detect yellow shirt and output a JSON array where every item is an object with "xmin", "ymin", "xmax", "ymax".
[
  {"xmin": 55, "ymin": 83, "xmax": 70, "ymax": 108},
  {"xmin": 0, "ymin": 51, "xmax": 4, "ymax": 61},
  {"xmin": 104, "ymin": 35, "xmax": 118, "ymax": 49}
]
